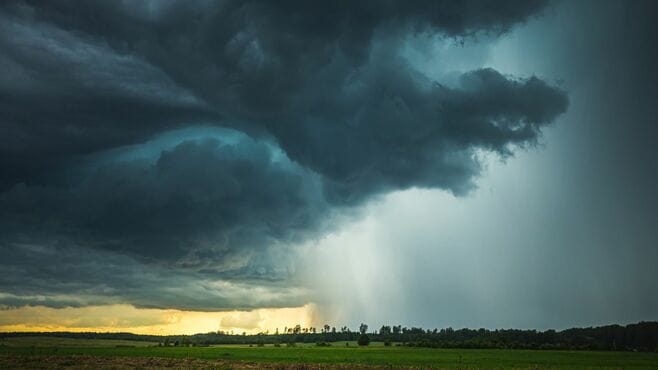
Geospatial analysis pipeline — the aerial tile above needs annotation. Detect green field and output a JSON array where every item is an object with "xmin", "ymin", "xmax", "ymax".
[{"xmin": 1, "ymin": 337, "xmax": 657, "ymax": 369}]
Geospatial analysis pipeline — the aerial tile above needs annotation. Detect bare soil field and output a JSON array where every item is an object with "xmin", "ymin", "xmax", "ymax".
[{"xmin": 0, "ymin": 354, "xmax": 396, "ymax": 370}]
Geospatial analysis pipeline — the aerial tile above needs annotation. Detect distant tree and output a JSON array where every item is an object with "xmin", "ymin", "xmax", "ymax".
[
  {"xmin": 359, "ymin": 323, "xmax": 368, "ymax": 335},
  {"xmin": 380, "ymin": 325, "xmax": 391, "ymax": 335},
  {"xmin": 357, "ymin": 333, "xmax": 370, "ymax": 346},
  {"xmin": 323, "ymin": 324, "xmax": 331, "ymax": 333},
  {"xmin": 8, "ymin": 320, "xmax": 657, "ymax": 351}
]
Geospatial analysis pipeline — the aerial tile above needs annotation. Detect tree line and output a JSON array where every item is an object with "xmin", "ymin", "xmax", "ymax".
[{"xmin": 2, "ymin": 321, "xmax": 657, "ymax": 352}]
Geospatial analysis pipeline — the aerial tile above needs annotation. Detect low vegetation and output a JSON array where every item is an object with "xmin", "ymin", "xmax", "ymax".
[
  {"xmin": 3, "ymin": 321, "xmax": 657, "ymax": 351},
  {"xmin": 2, "ymin": 341, "xmax": 658, "ymax": 369},
  {"xmin": 2, "ymin": 322, "xmax": 657, "ymax": 368}
]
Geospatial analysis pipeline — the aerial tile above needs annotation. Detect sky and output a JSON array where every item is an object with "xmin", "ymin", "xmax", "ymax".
[{"xmin": 0, "ymin": 0, "xmax": 656, "ymax": 335}]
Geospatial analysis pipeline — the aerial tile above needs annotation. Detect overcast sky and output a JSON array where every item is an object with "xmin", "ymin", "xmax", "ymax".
[{"xmin": 0, "ymin": 0, "xmax": 656, "ymax": 332}]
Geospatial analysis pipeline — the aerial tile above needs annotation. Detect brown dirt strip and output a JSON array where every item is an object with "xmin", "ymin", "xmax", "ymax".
[{"xmin": 0, "ymin": 354, "xmax": 421, "ymax": 369}]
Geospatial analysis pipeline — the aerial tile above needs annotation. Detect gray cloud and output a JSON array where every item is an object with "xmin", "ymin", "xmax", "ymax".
[
  {"xmin": 0, "ymin": 242, "xmax": 309, "ymax": 311},
  {"xmin": 0, "ymin": 0, "xmax": 553, "ymax": 188},
  {"xmin": 0, "ymin": 1, "xmax": 568, "ymax": 310},
  {"xmin": 0, "ymin": 11, "xmax": 219, "ymax": 190},
  {"xmin": 1, "ymin": 135, "xmax": 327, "ymax": 270},
  {"xmin": 279, "ymin": 64, "xmax": 567, "ymax": 203}
]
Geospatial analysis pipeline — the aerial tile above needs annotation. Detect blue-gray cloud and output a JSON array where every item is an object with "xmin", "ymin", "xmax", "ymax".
[{"xmin": 0, "ymin": 0, "xmax": 568, "ymax": 310}]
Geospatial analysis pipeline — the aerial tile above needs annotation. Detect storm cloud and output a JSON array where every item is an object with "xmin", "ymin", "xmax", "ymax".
[{"xmin": 0, "ymin": 1, "xmax": 567, "ymax": 310}]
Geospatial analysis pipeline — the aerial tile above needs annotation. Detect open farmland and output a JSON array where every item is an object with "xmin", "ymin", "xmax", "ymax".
[{"xmin": 1, "ymin": 337, "xmax": 658, "ymax": 369}]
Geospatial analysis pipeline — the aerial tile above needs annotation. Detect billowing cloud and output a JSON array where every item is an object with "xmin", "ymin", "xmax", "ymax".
[
  {"xmin": 0, "ymin": 1, "xmax": 567, "ymax": 310},
  {"xmin": 1, "ymin": 133, "xmax": 326, "ymax": 265},
  {"xmin": 0, "ymin": 239, "xmax": 311, "ymax": 311},
  {"xmin": 220, "ymin": 310, "xmax": 263, "ymax": 330}
]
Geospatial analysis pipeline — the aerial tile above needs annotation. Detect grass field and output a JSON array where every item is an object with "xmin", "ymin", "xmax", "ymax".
[{"xmin": 1, "ymin": 337, "xmax": 657, "ymax": 369}]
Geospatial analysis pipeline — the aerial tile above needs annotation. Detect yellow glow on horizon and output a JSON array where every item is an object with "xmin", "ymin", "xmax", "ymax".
[{"xmin": 0, "ymin": 304, "xmax": 318, "ymax": 335}]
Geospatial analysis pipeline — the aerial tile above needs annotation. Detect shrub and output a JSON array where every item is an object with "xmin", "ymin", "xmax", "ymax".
[{"xmin": 357, "ymin": 334, "xmax": 370, "ymax": 346}]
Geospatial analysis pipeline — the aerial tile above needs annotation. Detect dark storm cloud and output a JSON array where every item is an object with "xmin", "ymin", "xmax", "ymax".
[
  {"xmin": 0, "ymin": 0, "xmax": 553, "ymax": 188},
  {"xmin": 0, "ymin": 135, "xmax": 317, "ymax": 310},
  {"xmin": 282, "ymin": 65, "xmax": 567, "ymax": 203},
  {"xmin": 0, "ymin": 242, "xmax": 309, "ymax": 311},
  {"xmin": 0, "ymin": 10, "xmax": 219, "ymax": 190},
  {"xmin": 1, "ymin": 136, "xmax": 326, "ymax": 266},
  {"xmin": 0, "ymin": 0, "xmax": 567, "ymax": 309}
]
